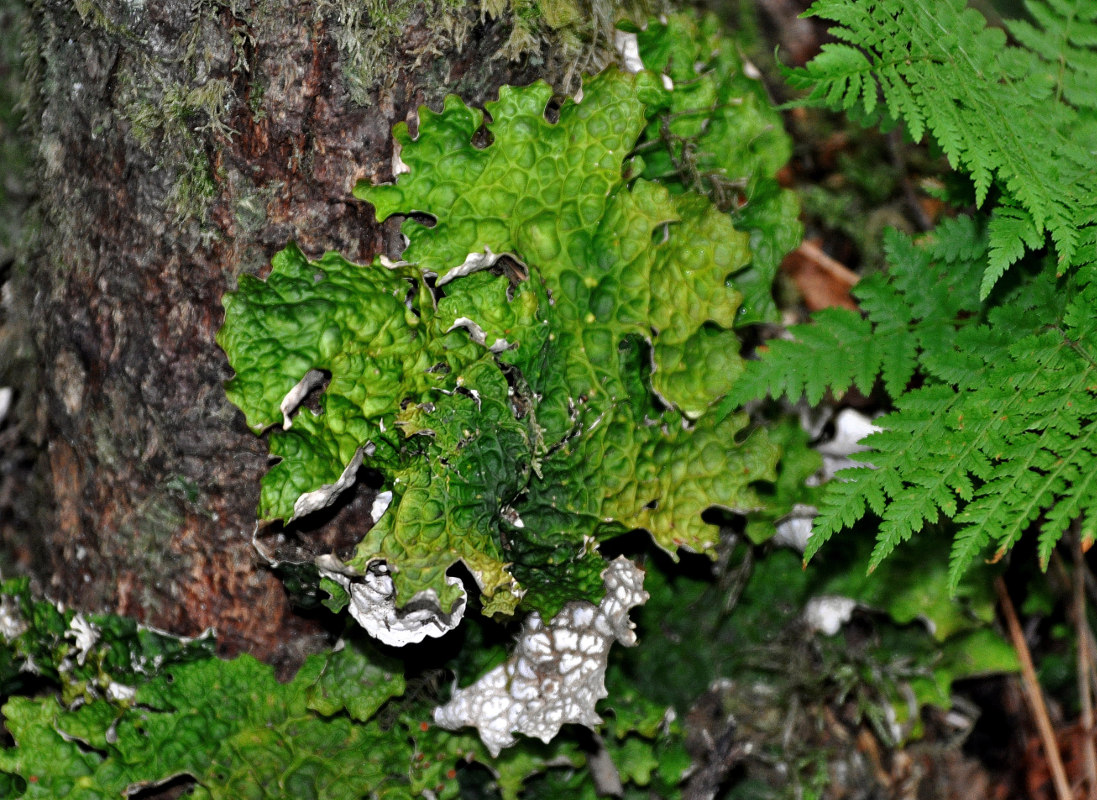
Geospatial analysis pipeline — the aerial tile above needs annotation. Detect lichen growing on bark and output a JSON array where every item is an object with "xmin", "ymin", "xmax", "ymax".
[{"xmin": 12, "ymin": 0, "xmax": 605, "ymax": 661}]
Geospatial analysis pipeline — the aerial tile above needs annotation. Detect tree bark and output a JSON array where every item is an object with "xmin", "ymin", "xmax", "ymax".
[{"xmin": 2, "ymin": 0, "xmax": 619, "ymax": 669}]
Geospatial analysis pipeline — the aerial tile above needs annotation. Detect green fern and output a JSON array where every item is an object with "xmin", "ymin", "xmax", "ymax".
[
  {"xmin": 737, "ymin": 217, "xmax": 1097, "ymax": 589},
  {"xmin": 725, "ymin": 217, "xmax": 986, "ymax": 408},
  {"xmin": 1007, "ymin": 0, "xmax": 1097, "ymax": 112},
  {"xmin": 788, "ymin": 0, "xmax": 1097, "ymax": 295}
]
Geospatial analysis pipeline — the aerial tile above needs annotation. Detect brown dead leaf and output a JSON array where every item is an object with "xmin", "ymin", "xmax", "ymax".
[{"xmin": 781, "ymin": 239, "xmax": 860, "ymax": 311}]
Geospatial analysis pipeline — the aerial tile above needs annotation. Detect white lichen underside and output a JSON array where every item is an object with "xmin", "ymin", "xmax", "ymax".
[
  {"xmin": 803, "ymin": 595, "xmax": 857, "ymax": 636},
  {"xmin": 291, "ymin": 446, "xmax": 367, "ymax": 522},
  {"xmin": 318, "ymin": 559, "xmax": 467, "ymax": 647},
  {"xmin": 279, "ymin": 369, "xmax": 327, "ymax": 430},
  {"xmin": 432, "ymin": 556, "xmax": 648, "ymax": 757},
  {"xmin": 0, "ymin": 595, "xmax": 27, "ymax": 640}
]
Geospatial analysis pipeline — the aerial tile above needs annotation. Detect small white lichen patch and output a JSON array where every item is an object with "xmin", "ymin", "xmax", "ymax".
[
  {"xmin": 447, "ymin": 317, "xmax": 513, "ymax": 353},
  {"xmin": 440, "ymin": 247, "xmax": 526, "ymax": 286},
  {"xmin": 812, "ymin": 408, "xmax": 883, "ymax": 483},
  {"xmin": 0, "ymin": 595, "xmax": 26, "ymax": 640},
  {"xmin": 613, "ymin": 30, "xmax": 643, "ymax": 73},
  {"xmin": 369, "ymin": 490, "xmax": 393, "ymax": 524},
  {"xmin": 432, "ymin": 556, "xmax": 648, "ymax": 757},
  {"xmin": 803, "ymin": 595, "xmax": 857, "ymax": 636},
  {"xmin": 391, "ymin": 140, "xmax": 411, "ymax": 177},
  {"xmin": 66, "ymin": 614, "xmax": 100, "ymax": 666},
  {"xmin": 378, "ymin": 254, "xmax": 409, "ymax": 270},
  {"xmin": 0, "ymin": 386, "xmax": 12, "ymax": 426},
  {"xmin": 106, "ymin": 681, "xmax": 137, "ymax": 702},
  {"xmin": 279, "ymin": 369, "xmax": 328, "ymax": 430},
  {"xmin": 318, "ymin": 559, "xmax": 466, "ymax": 647},
  {"xmin": 773, "ymin": 503, "xmax": 818, "ymax": 552}
]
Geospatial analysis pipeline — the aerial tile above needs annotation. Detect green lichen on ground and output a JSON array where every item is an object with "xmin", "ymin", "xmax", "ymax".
[
  {"xmin": 0, "ymin": 577, "xmax": 215, "ymax": 707},
  {"xmin": 0, "ymin": 539, "xmax": 1017, "ymax": 799},
  {"xmin": 0, "ymin": 652, "xmax": 409, "ymax": 799},
  {"xmin": 0, "ymin": 531, "xmax": 1018, "ymax": 799},
  {"xmin": 0, "ymin": 585, "xmax": 686, "ymax": 799},
  {"xmin": 219, "ymin": 16, "xmax": 801, "ymax": 619}
]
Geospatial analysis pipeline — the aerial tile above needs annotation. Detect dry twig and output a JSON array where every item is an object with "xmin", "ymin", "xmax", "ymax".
[
  {"xmin": 996, "ymin": 576, "xmax": 1073, "ymax": 800},
  {"xmin": 1076, "ymin": 532, "xmax": 1097, "ymax": 800}
]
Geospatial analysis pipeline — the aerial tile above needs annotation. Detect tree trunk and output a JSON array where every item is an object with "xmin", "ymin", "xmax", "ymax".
[{"xmin": 2, "ymin": 0, "xmax": 621, "ymax": 669}]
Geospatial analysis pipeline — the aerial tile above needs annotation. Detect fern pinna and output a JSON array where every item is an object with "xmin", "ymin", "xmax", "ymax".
[
  {"xmin": 787, "ymin": 0, "xmax": 1097, "ymax": 295},
  {"xmin": 734, "ymin": 0, "xmax": 1097, "ymax": 587},
  {"xmin": 734, "ymin": 219, "xmax": 1097, "ymax": 590}
]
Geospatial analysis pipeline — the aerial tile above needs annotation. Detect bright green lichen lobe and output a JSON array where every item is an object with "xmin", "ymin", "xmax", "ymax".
[
  {"xmin": 220, "ymin": 63, "xmax": 782, "ymax": 618},
  {"xmin": 0, "ymin": 653, "xmax": 407, "ymax": 799},
  {"xmin": 219, "ymin": 247, "xmax": 470, "ymax": 520},
  {"xmin": 363, "ymin": 75, "xmax": 645, "ymax": 283},
  {"xmin": 630, "ymin": 13, "xmax": 803, "ymax": 326}
]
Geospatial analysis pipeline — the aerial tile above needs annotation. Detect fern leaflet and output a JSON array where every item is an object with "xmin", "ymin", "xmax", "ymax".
[
  {"xmin": 729, "ymin": 220, "xmax": 986, "ymax": 409},
  {"xmin": 789, "ymin": 0, "xmax": 1097, "ymax": 294},
  {"xmin": 743, "ymin": 218, "xmax": 1097, "ymax": 589}
]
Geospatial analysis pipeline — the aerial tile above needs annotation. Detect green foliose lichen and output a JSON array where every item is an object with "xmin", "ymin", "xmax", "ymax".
[
  {"xmin": 627, "ymin": 12, "xmax": 802, "ymax": 325},
  {"xmin": 0, "ymin": 650, "xmax": 407, "ymax": 799},
  {"xmin": 218, "ymin": 15, "xmax": 799, "ymax": 619},
  {"xmin": 0, "ymin": 602, "xmax": 686, "ymax": 799},
  {"xmin": 0, "ymin": 577, "xmax": 215, "ymax": 707}
]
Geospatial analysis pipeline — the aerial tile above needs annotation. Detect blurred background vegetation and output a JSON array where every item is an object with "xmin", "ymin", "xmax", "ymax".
[{"xmin": 0, "ymin": 1, "xmax": 1094, "ymax": 798}]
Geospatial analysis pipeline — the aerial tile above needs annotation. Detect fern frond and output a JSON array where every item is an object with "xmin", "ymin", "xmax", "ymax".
[
  {"xmin": 732, "ymin": 224, "xmax": 986, "ymax": 407},
  {"xmin": 987, "ymin": 202, "xmax": 1044, "ymax": 294},
  {"xmin": 808, "ymin": 304, "xmax": 1097, "ymax": 590},
  {"xmin": 727, "ymin": 307, "xmax": 878, "ymax": 406},
  {"xmin": 773, "ymin": 218, "xmax": 1097, "ymax": 587},
  {"xmin": 803, "ymin": 466, "xmax": 884, "ymax": 561},
  {"xmin": 786, "ymin": 43, "xmax": 877, "ymax": 115},
  {"xmin": 792, "ymin": 0, "xmax": 1097, "ymax": 293},
  {"xmin": 946, "ymin": 332, "xmax": 1097, "ymax": 584},
  {"xmin": 1040, "ymin": 452, "xmax": 1097, "ymax": 560},
  {"xmin": 817, "ymin": 384, "xmax": 985, "ymax": 569},
  {"xmin": 926, "ymin": 214, "xmax": 989, "ymax": 264},
  {"xmin": 1063, "ymin": 265, "xmax": 1097, "ymax": 339}
]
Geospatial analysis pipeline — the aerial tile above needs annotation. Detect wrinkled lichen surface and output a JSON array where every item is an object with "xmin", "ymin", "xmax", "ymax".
[{"xmin": 218, "ymin": 58, "xmax": 792, "ymax": 625}]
